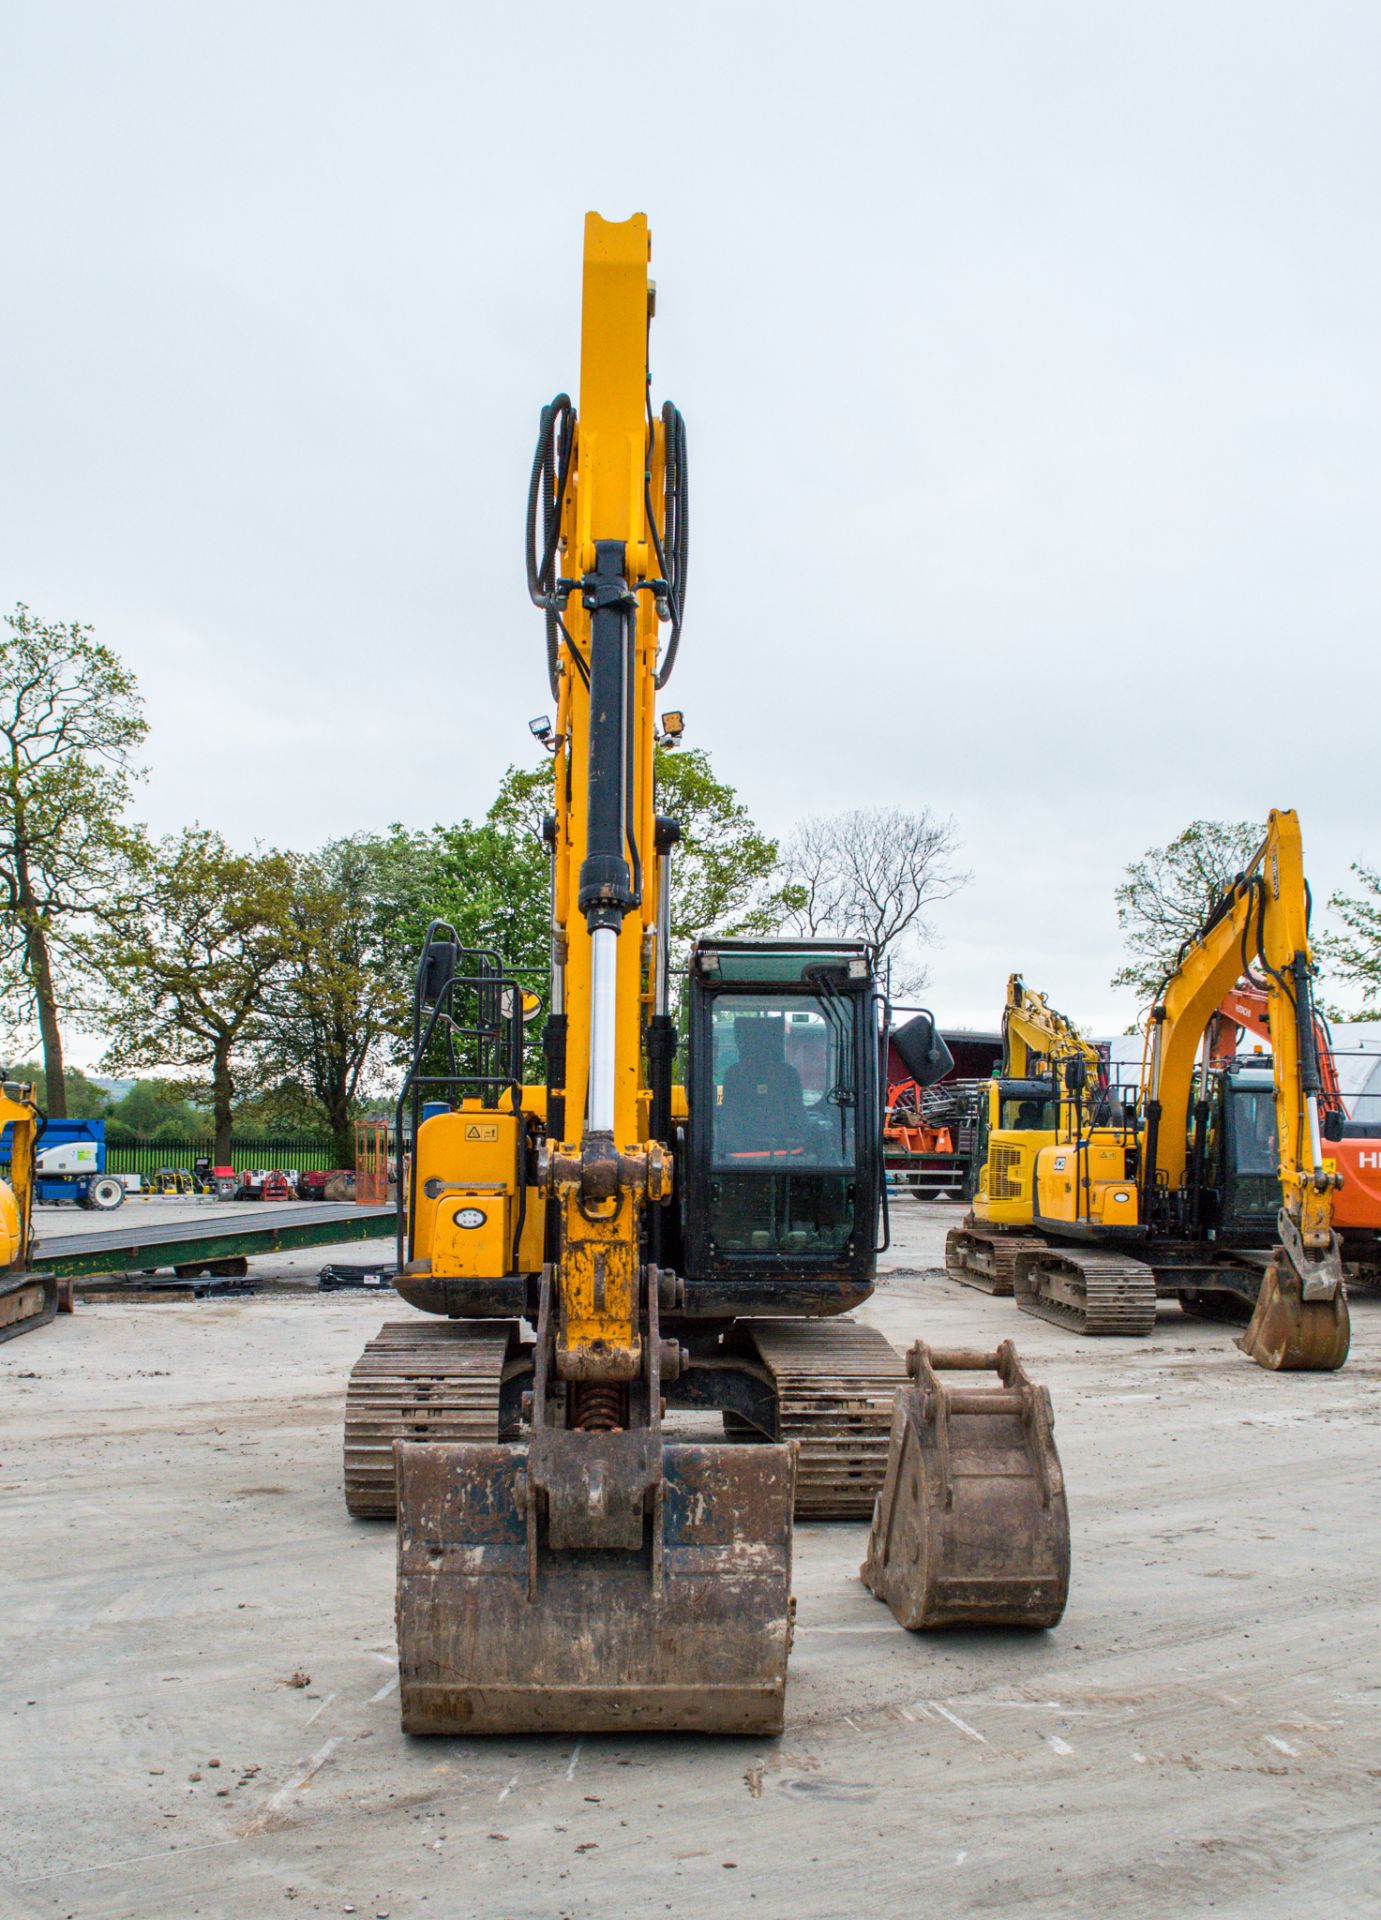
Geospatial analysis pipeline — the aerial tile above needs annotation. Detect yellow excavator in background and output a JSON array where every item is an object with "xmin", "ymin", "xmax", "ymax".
[
  {"xmin": 0, "ymin": 1077, "xmax": 47, "ymax": 1341},
  {"xmin": 946, "ymin": 810, "xmax": 1349, "ymax": 1369},
  {"xmin": 943, "ymin": 975, "xmax": 1106, "ymax": 1301},
  {"xmin": 342, "ymin": 213, "xmax": 1069, "ymax": 1737}
]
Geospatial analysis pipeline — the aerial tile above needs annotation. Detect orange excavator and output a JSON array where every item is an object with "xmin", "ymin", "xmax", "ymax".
[{"xmin": 1212, "ymin": 983, "xmax": 1381, "ymax": 1287}]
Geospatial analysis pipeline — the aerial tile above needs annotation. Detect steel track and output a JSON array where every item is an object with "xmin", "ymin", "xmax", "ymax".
[
  {"xmin": 343, "ymin": 1319, "xmax": 513, "ymax": 1518},
  {"xmin": 944, "ymin": 1223, "xmax": 1047, "ymax": 1296},
  {"xmin": 748, "ymin": 1319, "xmax": 906, "ymax": 1518},
  {"xmin": 1013, "ymin": 1246, "xmax": 1158, "ymax": 1336}
]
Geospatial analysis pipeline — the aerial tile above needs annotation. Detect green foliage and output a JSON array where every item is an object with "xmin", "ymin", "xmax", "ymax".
[
  {"xmin": 1318, "ymin": 864, "xmax": 1381, "ymax": 1020},
  {"xmin": 103, "ymin": 1077, "xmax": 208, "ymax": 1141},
  {"xmin": 94, "ymin": 827, "xmax": 298, "ymax": 1157},
  {"xmin": 0, "ymin": 602, "xmax": 147, "ymax": 1115},
  {"xmin": 1112, "ymin": 819, "xmax": 1264, "ymax": 1005},
  {"xmin": 6, "ymin": 1060, "xmax": 114, "ymax": 1118},
  {"xmin": 372, "ymin": 817, "xmax": 553, "ymax": 990},
  {"xmin": 252, "ymin": 837, "xmax": 406, "ymax": 1162},
  {"xmin": 491, "ymin": 744, "xmax": 788, "ymax": 980}
]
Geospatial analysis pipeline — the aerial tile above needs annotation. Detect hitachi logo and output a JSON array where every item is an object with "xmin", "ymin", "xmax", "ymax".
[{"xmin": 1359, "ymin": 1150, "xmax": 1381, "ymax": 1171}]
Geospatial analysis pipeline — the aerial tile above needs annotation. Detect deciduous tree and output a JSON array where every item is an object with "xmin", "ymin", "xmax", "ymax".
[
  {"xmin": 96, "ymin": 829, "xmax": 296, "ymax": 1160},
  {"xmin": 0, "ymin": 604, "xmax": 146, "ymax": 1114},
  {"xmin": 1318, "ymin": 864, "xmax": 1381, "ymax": 1020},
  {"xmin": 1112, "ymin": 819, "xmax": 1264, "ymax": 1004},
  {"xmin": 255, "ymin": 838, "xmax": 406, "ymax": 1164}
]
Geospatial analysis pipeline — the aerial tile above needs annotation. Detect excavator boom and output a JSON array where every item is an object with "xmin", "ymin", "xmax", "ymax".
[{"xmin": 392, "ymin": 214, "xmax": 796, "ymax": 1735}]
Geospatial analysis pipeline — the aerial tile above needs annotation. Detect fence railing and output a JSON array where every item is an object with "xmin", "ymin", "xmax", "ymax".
[{"xmin": 102, "ymin": 1137, "xmax": 338, "ymax": 1176}]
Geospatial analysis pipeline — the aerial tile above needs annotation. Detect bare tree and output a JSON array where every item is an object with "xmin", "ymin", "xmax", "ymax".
[{"xmin": 781, "ymin": 807, "xmax": 969, "ymax": 990}]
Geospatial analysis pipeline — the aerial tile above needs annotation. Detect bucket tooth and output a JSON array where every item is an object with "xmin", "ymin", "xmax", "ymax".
[
  {"xmin": 396, "ymin": 1435, "xmax": 796, "ymax": 1736},
  {"xmin": 861, "ymin": 1341, "xmax": 1069, "ymax": 1631},
  {"xmin": 1238, "ymin": 1252, "xmax": 1350, "ymax": 1372}
]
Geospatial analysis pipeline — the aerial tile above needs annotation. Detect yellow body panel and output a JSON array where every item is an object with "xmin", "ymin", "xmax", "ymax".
[
  {"xmin": 972, "ymin": 1132, "xmax": 1048, "ymax": 1227},
  {"xmin": 0, "ymin": 1180, "xmax": 21, "ymax": 1268},
  {"xmin": 0, "ymin": 1085, "xmax": 37, "ymax": 1272},
  {"xmin": 1032, "ymin": 1138, "xmax": 1139, "ymax": 1228},
  {"xmin": 411, "ymin": 1111, "xmax": 544, "ymax": 1278}
]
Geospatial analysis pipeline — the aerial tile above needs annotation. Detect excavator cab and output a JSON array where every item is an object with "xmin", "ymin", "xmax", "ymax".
[
  {"xmin": 680, "ymin": 940, "xmax": 882, "ymax": 1300},
  {"xmin": 1197, "ymin": 1061, "xmax": 1283, "ymax": 1245}
]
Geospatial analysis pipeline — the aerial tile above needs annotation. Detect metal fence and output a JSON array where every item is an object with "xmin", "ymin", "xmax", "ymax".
[{"xmin": 102, "ymin": 1137, "xmax": 338, "ymax": 1176}]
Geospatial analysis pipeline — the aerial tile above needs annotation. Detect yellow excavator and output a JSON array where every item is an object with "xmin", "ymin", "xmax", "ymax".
[
  {"xmin": 944, "ymin": 975, "xmax": 1107, "ymax": 1302},
  {"xmin": 343, "ymin": 212, "xmax": 1069, "ymax": 1737},
  {"xmin": 0, "ymin": 1077, "xmax": 47, "ymax": 1341},
  {"xmin": 946, "ymin": 809, "xmax": 1349, "ymax": 1369}
]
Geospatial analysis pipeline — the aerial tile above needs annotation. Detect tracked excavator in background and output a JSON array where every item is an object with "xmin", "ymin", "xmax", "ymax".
[
  {"xmin": 1211, "ymin": 982, "xmax": 1381, "ymax": 1287},
  {"xmin": 342, "ymin": 213, "xmax": 1069, "ymax": 1737},
  {"xmin": 946, "ymin": 810, "xmax": 1350, "ymax": 1369},
  {"xmin": 0, "ymin": 1078, "xmax": 49, "ymax": 1343}
]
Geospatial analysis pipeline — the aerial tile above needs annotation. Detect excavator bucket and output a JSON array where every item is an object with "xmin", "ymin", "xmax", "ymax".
[
  {"xmin": 396, "ymin": 1432, "xmax": 796, "ymax": 1735},
  {"xmin": 861, "ymin": 1342, "xmax": 1069, "ymax": 1630},
  {"xmin": 1238, "ymin": 1253, "xmax": 1350, "ymax": 1372}
]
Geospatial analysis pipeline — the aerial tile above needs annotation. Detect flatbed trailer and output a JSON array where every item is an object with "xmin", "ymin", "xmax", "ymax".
[{"xmin": 1, "ymin": 1202, "xmax": 396, "ymax": 1341}]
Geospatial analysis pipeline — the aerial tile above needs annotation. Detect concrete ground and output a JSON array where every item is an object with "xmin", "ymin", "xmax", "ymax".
[{"xmin": 3, "ymin": 1202, "xmax": 1378, "ymax": 1920}]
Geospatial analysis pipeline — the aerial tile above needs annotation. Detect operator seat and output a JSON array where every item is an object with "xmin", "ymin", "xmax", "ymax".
[{"xmin": 719, "ymin": 1016, "xmax": 807, "ymax": 1155}]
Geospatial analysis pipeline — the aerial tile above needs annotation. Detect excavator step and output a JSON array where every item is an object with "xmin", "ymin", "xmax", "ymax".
[
  {"xmin": 862, "ymin": 1341, "xmax": 1069, "ymax": 1630},
  {"xmin": 945, "ymin": 1223, "xmax": 1046, "ymax": 1297},
  {"xmin": 343, "ymin": 1319, "xmax": 514, "ymax": 1517},
  {"xmin": 1013, "ymin": 1246, "xmax": 1158, "ymax": 1337},
  {"xmin": 747, "ymin": 1319, "xmax": 906, "ymax": 1518}
]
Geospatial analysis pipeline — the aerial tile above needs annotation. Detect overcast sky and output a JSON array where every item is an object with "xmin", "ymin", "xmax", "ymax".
[{"xmin": 4, "ymin": 2, "xmax": 1377, "ymax": 1054}]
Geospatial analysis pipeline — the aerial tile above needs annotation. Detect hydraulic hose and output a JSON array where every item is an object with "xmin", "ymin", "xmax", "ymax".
[
  {"xmin": 525, "ymin": 394, "xmax": 576, "ymax": 698},
  {"xmin": 651, "ymin": 400, "xmax": 689, "ymax": 688}
]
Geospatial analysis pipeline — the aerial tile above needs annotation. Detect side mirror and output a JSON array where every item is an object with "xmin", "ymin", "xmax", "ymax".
[
  {"xmin": 1322, "ymin": 1108, "xmax": 1344, "ymax": 1144},
  {"xmin": 1064, "ymin": 1056, "xmax": 1088, "ymax": 1093},
  {"xmin": 420, "ymin": 939, "xmax": 459, "ymax": 1008},
  {"xmin": 892, "ymin": 1012, "xmax": 954, "ymax": 1089}
]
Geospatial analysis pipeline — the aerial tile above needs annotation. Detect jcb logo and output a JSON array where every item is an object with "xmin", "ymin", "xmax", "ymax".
[
  {"xmin": 1359, "ymin": 1150, "xmax": 1381, "ymax": 1171},
  {"xmin": 464, "ymin": 1122, "xmax": 499, "ymax": 1143}
]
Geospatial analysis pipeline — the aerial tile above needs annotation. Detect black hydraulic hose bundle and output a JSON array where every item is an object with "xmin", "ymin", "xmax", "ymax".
[
  {"xmin": 526, "ymin": 394, "xmax": 577, "ymax": 698},
  {"xmin": 527, "ymin": 393, "xmax": 688, "ymax": 698},
  {"xmin": 650, "ymin": 400, "xmax": 689, "ymax": 688}
]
